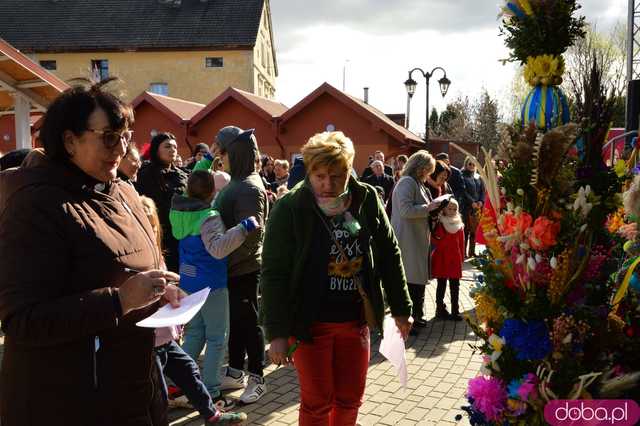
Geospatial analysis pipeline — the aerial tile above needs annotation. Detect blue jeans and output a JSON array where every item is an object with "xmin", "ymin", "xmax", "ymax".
[
  {"xmin": 182, "ymin": 287, "xmax": 229, "ymax": 397},
  {"xmin": 154, "ymin": 340, "xmax": 216, "ymax": 419}
]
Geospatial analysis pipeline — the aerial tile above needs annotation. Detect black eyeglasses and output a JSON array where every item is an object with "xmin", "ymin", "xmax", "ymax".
[{"xmin": 86, "ymin": 128, "xmax": 134, "ymax": 149}]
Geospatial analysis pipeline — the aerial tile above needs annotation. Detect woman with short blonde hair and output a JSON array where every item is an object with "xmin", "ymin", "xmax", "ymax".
[
  {"xmin": 261, "ymin": 131, "xmax": 412, "ymax": 425},
  {"xmin": 391, "ymin": 150, "xmax": 442, "ymax": 333},
  {"xmin": 402, "ymin": 150, "xmax": 436, "ymax": 181},
  {"xmin": 301, "ymin": 131, "xmax": 355, "ymax": 172}
]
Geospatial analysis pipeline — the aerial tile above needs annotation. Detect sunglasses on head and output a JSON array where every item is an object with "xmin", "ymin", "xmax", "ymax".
[{"xmin": 86, "ymin": 128, "xmax": 134, "ymax": 149}]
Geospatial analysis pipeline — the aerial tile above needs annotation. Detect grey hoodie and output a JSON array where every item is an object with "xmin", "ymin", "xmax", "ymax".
[{"xmin": 213, "ymin": 133, "xmax": 268, "ymax": 277}]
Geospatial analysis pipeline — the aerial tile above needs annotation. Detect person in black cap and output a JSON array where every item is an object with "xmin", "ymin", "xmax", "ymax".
[
  {"xmin": 186, "ymin": 143, "xmax": 211, "ymax": 171},
  {"xmin": 211, "ymin": 126, "xmax": 269, "ymax": 404},
  {"xmin": 135, "ymin": 132, "xmax": 188, "ymax": 272}
]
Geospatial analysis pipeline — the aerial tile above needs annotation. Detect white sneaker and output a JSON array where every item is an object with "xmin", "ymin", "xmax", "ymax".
[
  {"xmin": 219, "ymin": 366, "xmax": 247, "ymax": 391},
  {"xmin": 168, "ymin": 395, "xmax": 193, "ymax": 409},
  {"xmin": 239, "ymin": 374, "xmax": 267, "ymax": 404}
]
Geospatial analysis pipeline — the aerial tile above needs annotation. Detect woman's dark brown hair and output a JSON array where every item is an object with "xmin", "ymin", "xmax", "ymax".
[
  {"xmin": 430, "ymin": 159, "xmax": 451, "ymax": 180},
  {"xmin": 39, "ymin": 77, "xmax": 133, "ymax": 163},
  {"xmin": 149, "ymin": 132, "xmax": 176, "ymax": 166}
]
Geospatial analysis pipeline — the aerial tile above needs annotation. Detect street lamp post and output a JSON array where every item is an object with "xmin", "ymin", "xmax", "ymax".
[{"xmin": 404, "ymin": 67, "xmax": 451, "ymax": 142}]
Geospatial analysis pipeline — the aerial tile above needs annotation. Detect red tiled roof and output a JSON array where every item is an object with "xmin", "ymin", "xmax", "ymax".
[
  {"xmin": 344, "ymin": 92, "xmax": 423, "ymax": 144},
  {"xmin": 191, "ymin": 87, "xmax": 288, "ymax": 125},
  {"xmin": 131, "ymin": 91, "xmax": 205, "ymax": 124},
  {"xmin": 280, "ymin": 82, "xmax": 424, "ymax": 147},
  {"xmin": 231, "ymin": 88, "xmax": 288, "ymax": 118}
]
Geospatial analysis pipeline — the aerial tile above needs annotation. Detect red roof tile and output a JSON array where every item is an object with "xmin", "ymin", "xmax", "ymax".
[
  {"xmin": 131, "ymin": 92, "xmax": 205, "ymax": 124},
  {"xmin": 280, "ymin": 82, "xmax": 424, "ymax": 147},
  {"xmin": 191, "ymin": 87, "xmax": 288, "ymax": 125}
]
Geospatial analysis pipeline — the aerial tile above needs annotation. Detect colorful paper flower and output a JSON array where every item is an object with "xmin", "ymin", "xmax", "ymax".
[
  {"xmin": 467, "ymin": 376, "xmax": 508, "ymax": 422},
  {"xmin": 614, "ymin": 159, "xmax": 627, "ymax": 178},
  {"xmin": 488, "ymin": 334, "xmax": 505, "ymax": 365},
  {"xmin": 507, "ymin": 398, "xmax": 528, "ymax": 416},
  {"xmin": 619, "ymin": 223, "xmax": 639, "ymax": 241},
  {"xmin": 527, "ymin": 216, "xmax": 560, "ymax": 251},
  {"xmin": 607, "ymin": 208, "xmax": 625, "ymax": 234},
  {"xmin": 524, "ymin": 54, "xmax": 565, "ymax": 86},
  {"xmin": 475, "ymin": 293, "xmax": 502, "ymax": 324},
  {"xmin": 498, "ymin": 211, "xmax": 533, "ymax": 236},
  {"xmin": 500, "ymin": 319, "xmax": 552, "ymax": 361},
  {"xmin": 573, "ymin": 185, "xmax": 593, "ymax": 217},
  {"xmin": 518, "ymin": 373, "xmax": 539, "ymax": 400}
]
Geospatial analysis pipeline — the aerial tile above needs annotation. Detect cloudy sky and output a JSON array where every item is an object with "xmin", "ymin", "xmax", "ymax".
[{"xmin": 270, "ymin": 0, "xmax": 627, "ymax": 134}]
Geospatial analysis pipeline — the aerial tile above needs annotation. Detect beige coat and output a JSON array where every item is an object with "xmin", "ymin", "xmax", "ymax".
[{"xmin": 390, "ymin": 176, "xmax": 433, "ymax": 285}]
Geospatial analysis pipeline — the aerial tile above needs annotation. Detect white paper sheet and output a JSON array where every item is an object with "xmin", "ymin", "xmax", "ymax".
[
  {"xmin": 136, "ymin": 287, "xmax": 210, "ymax": 328},
  {"xmin": 432, "ymin": 194, "xmax": 453, "ymax": 204},
  {"xmin": 378, "ymin": 315, "xmax": 408, "ymax": 388}
]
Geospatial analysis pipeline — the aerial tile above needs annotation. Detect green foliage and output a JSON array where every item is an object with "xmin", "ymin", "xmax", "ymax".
[
  {"xmin": 429, "ymin": 107, "xmax": 440, "ymax": 135},
  {"xmin": 610, "ymin": 96, "xmax": 626, "ymax": 128},
  {"xmin": 474, "ymin": 90, "xmax": 501, "ymax": 151},
  {"xmin": 501, "ymin": 0, "xmax": 586, "ymax": 64},
  {"xmin": 499, "ymin": 162, "xmax": 538, "ymax": 213},
  {"xmin": 438, "ymin": 104, "xmax": 457, "ymax": 135}
]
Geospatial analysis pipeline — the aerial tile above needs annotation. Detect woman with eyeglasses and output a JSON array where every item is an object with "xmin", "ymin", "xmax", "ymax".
[
  {"xmin": 135, "ymin": 132, "xmax": 188, "ymax": 273},
  {"xmin": 0, "ymin": 79, "xmax": 182, "ymax": 425}
]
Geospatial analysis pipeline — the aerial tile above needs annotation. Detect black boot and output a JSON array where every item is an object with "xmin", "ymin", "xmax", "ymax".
[
  {"xmin": 449, "ymin": 279, "xmax": 462, "ymax": 321},
  {"xmin": 407, "ymin": 283, "xmax": 425, "ymax": 323},
  {"xmin": 435, "ymin": 279, "xmax": 449, "ymax": 319},
  {"xmin": 468, "ymin": 235, "xmax": 476, "ymax": 258}
]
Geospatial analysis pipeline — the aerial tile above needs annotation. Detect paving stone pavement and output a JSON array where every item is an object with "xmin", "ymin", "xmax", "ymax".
[
  {"xmin": 169, "ymin": 262, "xmax": 481, "ymax": 426},
  {"xmin": 0, "ymin": 264, "xmax": 480, "ymax": 425}
]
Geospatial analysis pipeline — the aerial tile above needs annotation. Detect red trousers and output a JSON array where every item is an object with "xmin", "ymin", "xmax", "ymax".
[{"xmin": 293, "ymin": 321, "xmax": 370, "ymax": 426}]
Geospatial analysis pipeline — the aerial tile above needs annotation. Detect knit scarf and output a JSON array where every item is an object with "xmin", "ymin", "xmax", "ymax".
[
  {"xmin": 439, "ymin": 212, "xmax": 464, "ymax": 234},
  {"xmin": 315, "ymin": 189, "xmax": 351, "ymax": 217}
]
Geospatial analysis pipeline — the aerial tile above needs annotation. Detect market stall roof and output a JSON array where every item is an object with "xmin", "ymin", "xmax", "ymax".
[{"xmin": 0, "ymin": 37, "xmax": 69, "ymax": 114}]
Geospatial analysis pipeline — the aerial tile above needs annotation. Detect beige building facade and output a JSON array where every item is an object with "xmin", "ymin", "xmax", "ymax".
[{"xmin": 1, "ymin": 0, "xmax": 277, "ymax": 104}]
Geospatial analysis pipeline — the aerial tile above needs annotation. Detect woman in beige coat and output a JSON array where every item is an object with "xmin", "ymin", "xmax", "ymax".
[{"xmin": 390, "ymin": 150, "xmax": 441, "ymax": 332}]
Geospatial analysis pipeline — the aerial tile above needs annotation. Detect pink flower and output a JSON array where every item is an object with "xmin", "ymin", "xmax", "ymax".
[
  {"xmin": 619, "ymin": 223, "xmax": 639, "ymax": 241},
  {"xmin": 518, "ymin": 374, "xmax": 538, "ymax": 401},
  {"xmin": 467, "ymin": 376, "xmax": 507, "ymax": 422}
]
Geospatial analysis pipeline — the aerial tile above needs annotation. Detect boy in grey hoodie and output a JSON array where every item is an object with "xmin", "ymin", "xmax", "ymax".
[{"xmin": 211, "ymin": 126, "xmax": 269, "ymax": 404}]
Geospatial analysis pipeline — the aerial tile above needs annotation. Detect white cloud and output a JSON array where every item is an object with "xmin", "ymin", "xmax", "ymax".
[{"xmin": 273, "ymin": 0, "xmax": 627, "ymax": 135}]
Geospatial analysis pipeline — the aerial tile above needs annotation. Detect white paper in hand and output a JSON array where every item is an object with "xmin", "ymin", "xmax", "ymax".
[
  {"xmin": 432, "ymin": 194, "xmax": 453, "ymax": 204},
  {"xmin": 136, "ymin": 288, "xmax": 210, "ymax": 328},
  {"xmin": 378, "ymin": 315, "xmax": 408, "ymax": 388}
]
